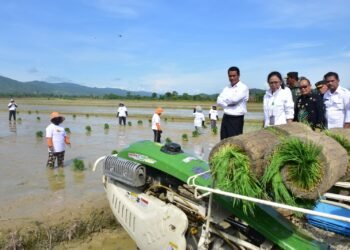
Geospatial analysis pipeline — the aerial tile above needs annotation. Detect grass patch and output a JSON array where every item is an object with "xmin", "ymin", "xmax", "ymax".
[
  {"xmin": 128, "ymin": 121, "xmax": 132, "ymax": 126},
  {"xmin": 212, "ymin": 127, "xmax": 218, "ymax": 135},
  {"xmin": 192, "ymin": 130, "xmax": 199, "ymax": 137},
  {"xmin": 85, "ymin": 125, "xmax": 92, "ymax": 133},
  {"xmin": 325, "ymin": 130, "xmax": 350, "ymax": 154},
  {"xmin": 36, "ymin": 131, "xmax": 43, "ymax": 138},
  {"xmin": 210, "ymin": 146, "xmax": 263, "ymax": 215},
  {"xmin": 104, "ymin": 123, "xmax": 109, "ymax": 130},
  {"xmin": 137, "ymin": 120, "xmax": 143, "ymax": 125},
  {"xmin": 72, "ymin": 159, "xmax": 85, "ymax": 171},
  {"xmin": 262, "ymin": 137, "xmax": 322, "ymax": 205},
  {"xmin": 182, "ymin": 133, "xmax": 189, "ymax": 141}
]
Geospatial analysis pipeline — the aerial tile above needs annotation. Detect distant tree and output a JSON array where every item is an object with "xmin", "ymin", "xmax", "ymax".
[{"xmin": 152, "ymin": 92, "xmax": 158, "ymax": 99}]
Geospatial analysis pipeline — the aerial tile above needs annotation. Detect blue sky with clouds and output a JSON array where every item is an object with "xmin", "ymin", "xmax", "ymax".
[{"xmin": 1, "ymin": 0, "xmax": 349, "ymax": 94}]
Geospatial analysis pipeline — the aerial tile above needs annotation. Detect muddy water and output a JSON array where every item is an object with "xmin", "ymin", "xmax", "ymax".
[{"xmin": 0, "ymin": 106, "xmax": 261, "ymax": 248}]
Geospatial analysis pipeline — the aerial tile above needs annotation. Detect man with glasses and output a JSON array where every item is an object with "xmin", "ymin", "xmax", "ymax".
[
  {"xmin": 294, "ymin": 77, "xmax": 325, "ymax": 130},
  {"xmin": 217, "ymin": 66, "xmax": 249, "ymax": 139},
  {"xmin": 323, "ymin": 72, "xmax": 350, "ymax": 129}
]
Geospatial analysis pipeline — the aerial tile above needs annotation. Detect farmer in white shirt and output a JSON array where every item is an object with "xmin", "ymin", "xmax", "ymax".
[
  {"xmin": 217, "ymin": 66, "xmax": 249, "ymax": 139},
  {"xmin": 209, "ymin": 105, "xmax": 219, "ymax": 129},
  {"xmin": 193, "ymin": 105, "xmax": 205, "ymax": 132},
  {"xmin": 263, "ymin": 71, "xmax": 294, "ymax": 127},
  {"xmin": 152, "ymin": 107, "xmax": 163, "ymax": 143},
  {"xmin": 117, "ymin": 103, "xmax": 128, "ymax": 126},
  {"xmin": 323, "ymin": 72, "xmax": 350, "ymax": 129},
  {"xmin": 8, "ymin": 98, "xmax": 18, "ymax": 121}
]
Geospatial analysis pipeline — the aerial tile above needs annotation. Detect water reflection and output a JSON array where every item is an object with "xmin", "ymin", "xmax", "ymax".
[
  {"xmin": 117, "ymin": 126, "xmax": 127, "ymax": 148},
  {"xmin": 193, "ymin": 144, "xmax": 205, "ymax": 160},
  {"xmin": 73, "ymin": 171, "xmax": 85, "ymax": 184},
  {"xmin": 9, "ymin": 121, "xmax": 16, "ymax": 133},
  {"xmin": 47, "ymin": 167, "xmax": 66, "ymax": 191}
]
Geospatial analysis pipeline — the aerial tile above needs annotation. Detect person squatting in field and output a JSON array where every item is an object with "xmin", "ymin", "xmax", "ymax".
[{"xmin": 46, "ymin": 112, "xmax": 71, "ymax": 168}]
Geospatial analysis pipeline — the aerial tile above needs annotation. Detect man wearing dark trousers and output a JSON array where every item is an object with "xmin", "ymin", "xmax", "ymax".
[{"xmin": 217, "ymin": 66, "xmax": 249, "ymax": 140}]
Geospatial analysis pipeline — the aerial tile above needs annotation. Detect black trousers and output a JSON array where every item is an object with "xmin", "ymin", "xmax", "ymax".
[
  {"xmin": 153, "ymin": 129, "xmax": 161, "ymax": 143},
  {"xmin": 220, "ymin": 114, "xmax": 244, "ymax": 140},
  {"xmin": 9, "ymin": 110, "xmax": 16, "ymax": 121},
  {"xmin": 119, "ymin": 116, "xmax": 126, "ymax": 125}
]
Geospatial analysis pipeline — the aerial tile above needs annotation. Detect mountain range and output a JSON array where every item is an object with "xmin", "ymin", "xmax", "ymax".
[{"xmin": 0, "ymin": 75, "xmax": 152, "ymax": 97}]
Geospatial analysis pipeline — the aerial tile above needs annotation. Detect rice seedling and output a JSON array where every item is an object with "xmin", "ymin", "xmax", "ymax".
[
  {"xmin": 28, "ymin": 110, "xmax": 32, "ymax": 114},
  {"xmin": 85, "ymin": 125, "xmax": 92, "ymax": 133},
  {"xmin": 182, "ymin": 133, "xmax": 189, "ymax": 141},
  {"xmin": 192, "ymin": 130, "xmax": 199, "ymax": 137},
  {"xmin": 85, "ymin": 114, "xmax": 90, "ymax": 118},
  {"xmin": 16, "ymin": 111, "xmax": 20, "ymax": 114},
  {"xmin": 17, "ymin": 117, "xmax": 22, "ymax": 123},
  {"xmin": 36, "ymin": 116, "xmax": 41, "ymax": 121},
  {"xmin": 72, "ymin": 114, "xmax": 76, "ymax": 119},
  {"xmin": 148, "ymin": 119, "xmax": 152, "ymax": 123},
  {"xmin": 36, "ymin": 131, "xmax": 43, "ymax": 138},
  {"xmin": 165, "ymin": 137, "xmax": 172, "ymax": 143},
  {"xmin": 210, "ymin": 145, "xmax": 263, "ymax": 215},
  {"xmin": 104, "ymin": 123, "xmax": 109, "ymax": 129},
  {"xmin": 212, "ymin": 127, "xmax": 218, "ymax": 135},
  {"xmin": 325, "ymin": 131, "xmax": 350, "ymax": 154},
  {"xmin": 111, "ymin": 150, "xmax": 118, "ymax": 155},
  {"xmin": 35, "ymin": 110, "xmax": 39, "ymax": 114},
  {"xmin": 128, "ymin": 121, "xmax": 132, "ymax": 126},
  {"xmin": 262, "ymin": 137, "xmax": 322, "ymax": 205},
  {"xmin": 137, "ymin": 120, "xmax": 143, "ymax": 125},
  {"xmin": 164, "ymin": 118, "xmax": 168, "ymax": 122},
  {"xmin": 72, "ymin": 159, "xmax": 85, "ymax": 171},
  {"xmin": 65, "ymin": 128, "xmax": 71, "ymax": 134}
]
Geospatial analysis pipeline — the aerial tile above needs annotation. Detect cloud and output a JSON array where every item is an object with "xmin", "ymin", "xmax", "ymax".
[
  {"xmin": 253, "ymin": 0, "xmax": 350, "ymax": 28},
  {"xmin": 43, "ymin": 76, "xmax": 72, "ymax": 83},
  {"xmin": 86, "ymin": 0, "xmax": 151, "ymax": 18},
  {"xmin": 28, "ymin": 67, "xmax": 39, "ymax": 74},
  {"xmin": 342, "ymin": 51, "xmax": 350, "ymax": 57},
  {"xmin": 282, "ymin": 42, "xmax": 322, "ymax": 50}
]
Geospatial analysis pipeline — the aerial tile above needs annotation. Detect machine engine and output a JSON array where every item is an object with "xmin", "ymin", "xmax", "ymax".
[{"xmin": 101, "ymin": 155, "xmax": 267, "ymax": 250}]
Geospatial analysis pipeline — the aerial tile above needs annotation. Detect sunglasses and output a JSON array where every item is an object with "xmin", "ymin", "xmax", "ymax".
[{"xmin": 299, "ymin": 85, "xmax": 309, "ymax": 89}]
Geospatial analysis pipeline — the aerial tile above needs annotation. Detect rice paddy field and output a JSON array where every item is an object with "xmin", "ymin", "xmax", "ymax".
[{"xmin": 0, "ymin": 97, "xmax": 263, "ymax": 249}]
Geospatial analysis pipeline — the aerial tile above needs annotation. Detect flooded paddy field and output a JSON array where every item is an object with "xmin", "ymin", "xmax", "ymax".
[{"xmin": 0, "ymin": 98, "xmax": 262, "ymax": 249}]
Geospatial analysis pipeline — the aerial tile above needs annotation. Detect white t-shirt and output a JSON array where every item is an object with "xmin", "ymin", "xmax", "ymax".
[
  {"xmin": 152, "ymin": 113, "xmax": 161, "ymax": 130},
  {"xmin": 263, "ymin": 87, "xmax": 294, "ymax": 127},
  {"xmin": 323, "ymin": 86, "xmax": 350, "ymax": 129},
  {"xmin": 193, "ymin": 112, "xmax": 205, "ymax": 127},
  {"xmin": 46, "ymin": 123, "xmax": 67, "ymax": 153},
  {"xmin": 8, "ymin": 102, "xmax": 17, "ymax": 111},
  {"xmin": 209, "ymin": 109, "xmax": 218, "ymax": 121},
  {"xmin": 117, "ymin": 106, "xmax": 127, "ymax": 117}
]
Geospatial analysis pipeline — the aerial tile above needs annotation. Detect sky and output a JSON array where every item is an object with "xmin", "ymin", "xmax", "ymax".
[{"xmin": 1, "ymin": 0, "xmax": 350, "ymax": 94}]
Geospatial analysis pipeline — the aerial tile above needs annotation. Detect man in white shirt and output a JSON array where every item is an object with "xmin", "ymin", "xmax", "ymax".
[
  {"xmin": 8, "ymin": 98, "xmax": 18, "ymax": 121},
  {"xmin": 323, "ymin": 72, "xmax": 350, "ymax": 129},
  {"xmin": 117, "ymin": 103, "xmax": 128, "ymax": 126},
  {"xmin": 217, "ymin": 66, "xmax": 249, "ymax": 139},
  {"xmin": 209, "ymin": 105, "xmax": 219, "ymax": 129}
]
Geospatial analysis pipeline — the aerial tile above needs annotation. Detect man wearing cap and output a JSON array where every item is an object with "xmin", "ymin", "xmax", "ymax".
[
  {"xmin": 8, "ymin": 98, "xmax": 18, "ymax": 121},
  {"xmin": 217, "ymin": 66, "xmax": 249, "ymax": 139},
  {"xmin": 116, "ymin": 103, "xmax": 128, "ymax": 126},
  {"xmin": 286, "ymin": 72, "xmax": 300, "ymax": 103},
  {"xmin": 314, "ymin": 80, "xmax": 328, "ymax": 97},
  {"xmin": 323, "ymin": 72, "xmax": 350, "ymax": 129},
  {"xmin": 46, "ymin": 112, "xmax": 71, "ymax": 168},
  {"xmin": 152, "ymin": 107, "xmax": 163, "ymax": 143}
]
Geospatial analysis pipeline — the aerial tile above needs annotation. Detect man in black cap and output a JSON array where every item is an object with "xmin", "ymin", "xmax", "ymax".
[
  {"xmin": 314, "ymin": 80, "xmax": 328, "ymax": 97},
  {"xmin": 286, "ymin": 72, "xmax": 300, "ymax": 103}
]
